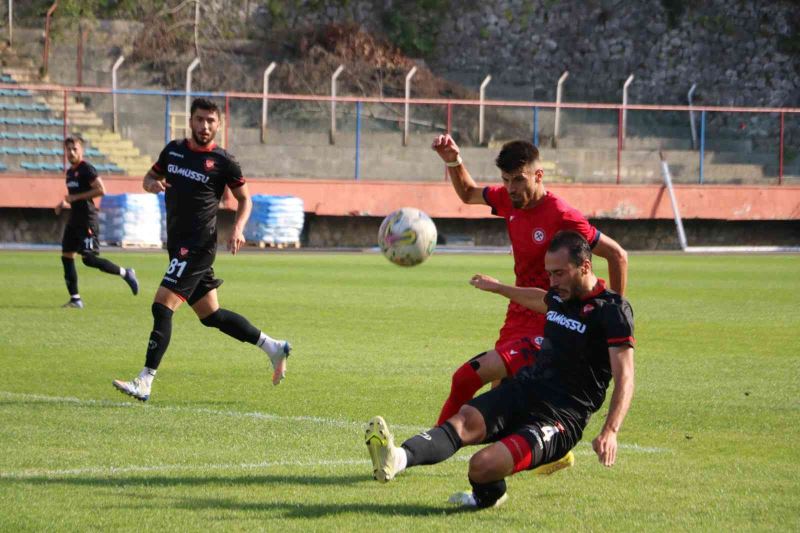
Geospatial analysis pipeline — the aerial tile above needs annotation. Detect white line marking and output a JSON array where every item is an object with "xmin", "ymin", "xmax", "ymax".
[
  {"xmin": 0, "ymin": 390, "xmax": 671, "ymax": 471},
  {"xmin": 0, "ymin": 390, "xmax": 422, "ymax": 432}
]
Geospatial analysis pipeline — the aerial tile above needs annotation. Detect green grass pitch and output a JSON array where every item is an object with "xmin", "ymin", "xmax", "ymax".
[{"xmin": 0, "ymin": 250, "xmax": 798, "ymax": 531}]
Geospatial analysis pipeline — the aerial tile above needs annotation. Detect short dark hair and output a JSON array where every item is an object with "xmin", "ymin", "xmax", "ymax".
[
  {"xmin": 495, "ymin": 140, "xmax": 540, "ymax": 173},
  {"xmin": 64, "ymin": 135, "xmax": 84, "ymax": 147},
  {"xmin": 548, "ymin": 231, "xmax": 592, "ymax": 266},
  {"xmin": 190, "ymin": 98, "xmax": 220, "ymax": 117}
]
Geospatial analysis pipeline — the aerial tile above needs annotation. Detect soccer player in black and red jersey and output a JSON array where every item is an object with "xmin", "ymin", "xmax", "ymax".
[
  {"xmin": 56, "ymin": 135, "xmax": 139, "ymax": 308},
  {"xmin": 112, "ymin": 98, "xmax": 291, "ymax": 402},
  {"xmin": 431, "ymin": 135, "xmax": 628, "ymax": 428},
  {"xmin": 365, "ymin": 231, "xmax": 635, "ymax": 508}
]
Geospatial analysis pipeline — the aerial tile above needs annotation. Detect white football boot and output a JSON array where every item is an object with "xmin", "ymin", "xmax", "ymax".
[
  {"xmin": 112, "ymin": 376, "xmax": 151, "ymax": 402},
  {"xmin": 365, "ymin": 415, "xmax": 401, "ymax": 483}
]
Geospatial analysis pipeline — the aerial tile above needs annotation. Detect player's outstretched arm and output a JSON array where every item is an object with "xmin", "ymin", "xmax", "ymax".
[
  {"xmin": 432, "ymin": 134, "xmax": 486, "ymax": 205},
  {"xmin": 469, "ymin": 274, "xmax": 548, "ymax": 313},
  {"xmin": 142, "ymin": 169, "xmax": 169, "ymax": 194},
  {"xmin": 592, "ymin": 345, "xmax": 635, "ymax": 467},
  {"xmin": 228, "ymin": 183, "xmax": 252, "ymax": 255},
  {"xmin": 592, "ymin": 234, "xmax": 628, "ymax": 296}
]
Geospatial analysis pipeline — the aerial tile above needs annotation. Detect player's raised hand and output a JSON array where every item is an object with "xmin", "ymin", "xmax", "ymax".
[
  {"xmin": 592, "ymin": 429, "xmax": 618, "ymax": 467},
  {"xmin": 228, "ymin": 228, "xmax": 245, "ymax": 255},
  {"xmin": 432, "ymin": 134, "xmax": 460, "ymax": 164},
  {"xmin": 470, "ymin": 273, "xmax": 501, "ymax": 292}
]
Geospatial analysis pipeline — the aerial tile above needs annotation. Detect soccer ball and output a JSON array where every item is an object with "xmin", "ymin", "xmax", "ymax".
[{"xmin": 378, "ymin": 207, "xmax": 437, "ymax": 267}]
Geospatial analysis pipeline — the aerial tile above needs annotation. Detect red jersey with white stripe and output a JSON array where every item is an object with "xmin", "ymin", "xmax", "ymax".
[{"xmin": 483, "ymin": 186, "xmax": 601, "ymax": 348}]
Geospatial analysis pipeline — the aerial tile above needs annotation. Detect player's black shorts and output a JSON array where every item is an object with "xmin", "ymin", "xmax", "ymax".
[
  {"xmin": 468, "ymin": 378, "xmax": 585, "ymax": 471},
  {"xmin": 160, "ymin": 245, "xmax": 223, "ymax": 305},
  {"xmin": 62, "ymin": 223, "xmax": 100, "ymax": 255}
]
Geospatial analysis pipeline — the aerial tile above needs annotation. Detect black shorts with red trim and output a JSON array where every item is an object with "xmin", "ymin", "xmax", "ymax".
[
  {"xmin": 159, "ymin": 245, "xmax": 223, "ymax": 305},
  {"xmin": 467, "ymin": 378, "xmax": 584, "ymax": 472},
  {"xmin": 62, "ymin": 223, "xmax": 100, "ymax": 255}
]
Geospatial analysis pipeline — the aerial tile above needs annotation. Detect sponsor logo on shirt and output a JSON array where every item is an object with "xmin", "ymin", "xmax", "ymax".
[
  {"xmin": 532, "ymin": 228, "xmax": 546, "ymax": 243},
  {"xmin": 168, "ymin": 151, "xmax": 184, "ymax": 158},
  {"xmin": 66, "ymin": 180, "xmax": 80, "ymax": 188},
  {"xmin": 167, "ymin": 163, "xmax": 209, "ymax": 184},
  {"xmin": 546, "ymin": 310, "xmax": 586, "ymax": 333}
]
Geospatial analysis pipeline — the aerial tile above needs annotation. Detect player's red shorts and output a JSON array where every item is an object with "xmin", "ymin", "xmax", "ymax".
[{"xmin": 494, "ymin": 304, "xmax": 545, "ymax": 376}]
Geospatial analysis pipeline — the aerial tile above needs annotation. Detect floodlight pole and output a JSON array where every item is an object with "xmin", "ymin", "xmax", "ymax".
[
  {"xmin": 552, "ymin": 70, "xmax": 568, "ymax": 148},
  {"xmin": 621, "ymin": 74, "xmax": 634, "ymax": 146},
  {"xmin": 111, "ymin": 55, "xmax": 125, "ymax": 133},
  {"xmin": 403, "ymin": 66, "xmax": 418, "ymax": 146},
  {"xmin": 478, "ymin": 74, "xmax": 492, "ymax": 145},
  {"xmin": 260, "ymin": 61, "xmax": 276, "ymax": 143},
  {"xmin": 330, "ymin": 64, "xmax": 344, "ymax": 145},
  {"xmin": 185, "ymin": 57, "xmax": 200, "ymax": 136}
]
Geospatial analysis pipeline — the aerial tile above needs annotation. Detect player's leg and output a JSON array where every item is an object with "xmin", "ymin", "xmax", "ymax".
[
  {"xmin": 190, "ymin": 282, "xmax": 291, "ymax": 386},
  {"xmin": 366, "ymin": 404, "xmax": 487, "ymax": 483},
  {"xmin": 78, "ymin": 227, "xmax": 138, "ymax": 295},
  {"xmin": 60, "ymin": 251, "xmax": 83, "ymax": 308},
  {"xmin": 112, "ymin": 286, "xmax": 183, "ymax": 401},
  {"xmin": 113, "ymin": 247, "xmax": 203, "ymax": 401},
  {"xmin": 435, "ymin": 349, "xmax": 510, "ymax": 425},
  {"xmin": 60, "ymin": 226, "xmax": 83, "ymax": 308}
]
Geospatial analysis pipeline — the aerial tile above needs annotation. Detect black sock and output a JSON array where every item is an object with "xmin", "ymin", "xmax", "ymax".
[
  {"xmin": 61, "ymin": 256, "xmax": 78, "ymax": 296},
  {"xmin": 469, "ymin": 477, "xmax": 507, "ymax": 508},
  {"xmin": 200, "ymin": 308, "xmax": 261, "ymax": 344},
  {"xmin": 144, "ymin": 303, "xmax": 174, "ymax": 370},
  {"xmin": 401, "ymin": 421, "xmax": 463, "ymax": 467},
  {"xmin": 81, "ymin": 253, "xmax": 122, "ymax": 275}
]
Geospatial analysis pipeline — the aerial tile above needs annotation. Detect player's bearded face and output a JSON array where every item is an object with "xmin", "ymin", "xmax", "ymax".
[
  {"xmin": 502, "ymin": 166, "xmax": 536, "ymax": 208},
  {"xmin": 190, "ymin": 110, "xmax": 219, "ymax": 146},
  {"xmin": 546, "ymin": 249, "xmax": 585, "ymax": 301},
  {"xmin": 65, "ymin": 142, "xmax": 82, "ymax": 165}
]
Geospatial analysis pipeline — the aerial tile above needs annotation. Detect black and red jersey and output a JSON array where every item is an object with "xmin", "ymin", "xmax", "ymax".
[
  {"xmin": 518, "ymin": 279, "xmax": 635, "ymax": 423},
  {"xmin": 152, "ymin": 139, "xmax": 245, "ymax": 249},
  {"xmin": 65, "ymin": 161, "xmax": 98, "ymax": 226}
]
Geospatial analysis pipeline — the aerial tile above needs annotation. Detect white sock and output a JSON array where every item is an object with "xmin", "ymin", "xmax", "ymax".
[
  {"xmin": 395, "ymin": 446, "xmax": 408, "ymax": 473},
  {"xmin": 257, "ymin": 331, "xmax": 282, "ymax": 356},
  {"xmin": 71, "ymin": 294, "xmax": 80, "ymax": 300},
  {"xmin": 118, "ymin": 267, "xmax": 126, "ymax": 277},
  {"xmin": 138, "ymin": 367, "xmax": 156, "ymax": 386}
]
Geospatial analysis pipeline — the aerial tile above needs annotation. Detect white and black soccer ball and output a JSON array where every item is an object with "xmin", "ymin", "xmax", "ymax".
[{"xmin": 378, "ymin": 207, "xmax": 437, "ymax": 267}]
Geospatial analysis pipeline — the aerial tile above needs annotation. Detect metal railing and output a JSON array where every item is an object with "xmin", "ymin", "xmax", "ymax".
[{"xmin": 0, "ymin": 81, "xmax": 797, "ymax": 185}]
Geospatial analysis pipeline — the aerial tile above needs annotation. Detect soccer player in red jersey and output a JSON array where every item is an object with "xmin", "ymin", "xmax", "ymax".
[{"xmin": 431, "ymin": 134, "xmax": 628, "ymax": 425}]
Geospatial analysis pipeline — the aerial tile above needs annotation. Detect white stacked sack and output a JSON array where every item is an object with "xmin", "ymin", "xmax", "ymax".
[
  {"xmin": 99, "ymin": 193, "xmax": 163, "ymax": 247},
  {"xmin": 244, "ymin": 195, "xmax": 304, "ymax": 246}
]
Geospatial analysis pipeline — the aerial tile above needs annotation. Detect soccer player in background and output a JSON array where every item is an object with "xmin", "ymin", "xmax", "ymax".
[
  {"xmin": 366, "ymin": 231, "xmax": 635, "ymax": 508},
  {"xmin": 55, "ymin": 135, "xmax": 139, "ymax": 308},
  {"xmin": 112, "ymin": 98, "xmax": 291, "ymax": 402},
  {"xmin": 431, "ymin": 135, "xmax": 628, "ymax": 430}
]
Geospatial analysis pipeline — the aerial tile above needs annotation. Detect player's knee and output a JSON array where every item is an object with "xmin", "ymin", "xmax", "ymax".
[
  {"xmin": 200, "ymin": 310, "xmax": 221, "ymax": 328},
  {"xmin": 80, "ymin": 253, "xmax": 92, "ymax": 266},
  {"xmin": 151, "ymin": 302, "xmax": 174, "ymax": 324},
  {"xmin": 468, "ymin": 448, "xmax": 505, "ymax": 484}
]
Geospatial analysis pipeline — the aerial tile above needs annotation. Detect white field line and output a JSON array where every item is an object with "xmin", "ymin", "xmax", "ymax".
[{"xmin": 0, "ymin": 390, "xmax": 671, "ymax": 479}]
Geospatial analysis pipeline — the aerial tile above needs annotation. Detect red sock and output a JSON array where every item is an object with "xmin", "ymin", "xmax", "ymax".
[{"xmin": 436, "ymin": 363, "xmax": 485, "ymax": 425}]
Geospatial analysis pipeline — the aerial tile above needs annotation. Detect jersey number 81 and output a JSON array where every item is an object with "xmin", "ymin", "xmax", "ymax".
[{"xmin": 167, "ymin": 258, "xmax": 188, "ymax": 278}]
